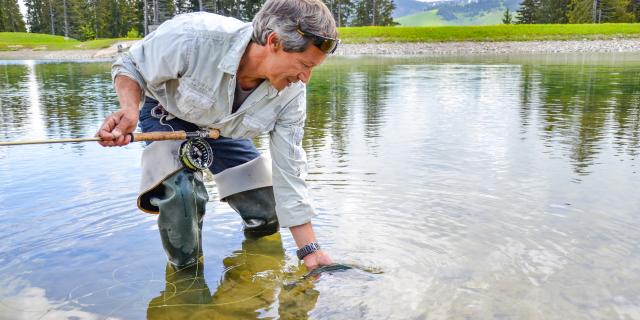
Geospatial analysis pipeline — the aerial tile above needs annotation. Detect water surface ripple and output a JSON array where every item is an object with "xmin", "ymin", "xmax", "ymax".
[{"xmin": 0, "ymin": 54, "xmax": 639, "ymax": 319}]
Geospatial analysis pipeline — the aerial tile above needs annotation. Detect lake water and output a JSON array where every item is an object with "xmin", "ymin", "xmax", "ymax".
[{"xmin": 0, "ymin": 54, "xmax": 639, "ymax": 319}]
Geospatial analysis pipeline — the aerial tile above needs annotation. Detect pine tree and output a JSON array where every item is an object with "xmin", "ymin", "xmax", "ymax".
[
  {"xmin": 151, "ymin": 0, "xmax": 174, "ymax": 25},
  {"xmin": 353, "ymin": 0, "xmax": 396, "ymax": 26},
  {"xmin": 630, "ymin": 0, "xmax": 640, "ymax": 21},
  {"xmin": 239, "ymin": 0, "xmax": 265, "ymax": 21},
  {"xmin": 376, "ymin": 0, "xmax": 397, "ymax": 25},
  {"xmin": 77, "ymin": 0, "xmax": 99, "ymax": 39},
  {"xmin": 537, "ymin": 0, "xmax": 570, "ymax": 23},
  {"xmin": 24, "ymin": 0, "xmax": 58, "ymax": 35},
  {"xmin": 502, "ymin": 8, "xmax": 513, "ymax": 23},
  {"xmin": 567, "ymin": 0, "xmax": 596, "ymax": 22},
  {"xmin": 600, "ymin": 0, "xmax": 634, "ymax": 22},
  {"xmin": 0, "ymin": 0, "xmax": 27, "ymax": 32},
  {"xmin": 24, "ymin": 0, "xmax": 44, "ymax": 33},
  {"xmin": 323, "ymin": 0, "xmax": 354, "ymax": 27},
  {"xmin": 516, "ymin": 0, "xmax": 539, "ymax": 23},
  {"xmin": 569, "ymin": 0, "xmax": 634, "ymax": 22}
]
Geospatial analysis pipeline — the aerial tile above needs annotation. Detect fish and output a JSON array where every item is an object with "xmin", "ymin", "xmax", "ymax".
[
  {"xmin": 283, "ymin": 263, "xmax": 382, "ymax": 290},
  {"xmin": 302, "ymin": 263, "xmax": 354, "ymax": 279}
]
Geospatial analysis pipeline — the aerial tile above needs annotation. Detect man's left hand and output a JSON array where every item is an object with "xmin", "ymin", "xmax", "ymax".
[{"xmin": 302, "ymin": 249, "xmax": 333, "ymax": 271}]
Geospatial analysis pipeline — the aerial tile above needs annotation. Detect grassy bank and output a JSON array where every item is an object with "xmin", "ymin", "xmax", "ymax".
[
  {"xmin": 0, "ymin": 32, "xmax": 137, "ymax": 51},
  {"xmin": 1, "ymin": 24, "xmax": 639, "ymax": 51},
  {"xmin": 338, "ymin": 24, "xmax": 640, "ymax": 43}
]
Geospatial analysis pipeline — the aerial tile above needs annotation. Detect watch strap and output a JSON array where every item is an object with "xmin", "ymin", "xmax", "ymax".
[{"xmin": 296, "ymin": 242, "xmax": 321, "ymax": 260}]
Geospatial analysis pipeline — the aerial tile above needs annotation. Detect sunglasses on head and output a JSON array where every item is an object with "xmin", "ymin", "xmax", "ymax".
[{"xmin": 296, "ymin": 28, "xmax": 340, "ymax": 54}]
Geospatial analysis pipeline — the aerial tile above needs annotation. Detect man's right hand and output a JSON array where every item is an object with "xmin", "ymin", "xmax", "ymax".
[{"xmin": 97, "ymin": 108, "xmax": 139, "ymax": 147}]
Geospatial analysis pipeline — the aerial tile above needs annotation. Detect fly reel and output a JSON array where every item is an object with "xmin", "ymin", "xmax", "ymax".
[{"xmin": 179, "ymin": 138, "xmax": 214, "ymax": 171}]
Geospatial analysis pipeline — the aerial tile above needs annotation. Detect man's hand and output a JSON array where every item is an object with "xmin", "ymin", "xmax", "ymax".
[
  {"xmin": 302, "ymin": 249, "xmax": 334, "ymax": 271},
  {"xmin": 290, "ymin": 222, "xmax": 334, "ymax": 271},
  {"xmin": 97, "ymin": 108, "xmax": 139, "ymax": 147},
  {"xmin": 98, "ymin": 75, "xmax": 143, "ymax": 147}
]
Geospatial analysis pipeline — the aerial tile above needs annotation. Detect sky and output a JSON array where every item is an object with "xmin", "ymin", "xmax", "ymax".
[{"xmin": 17, "ymin": 0, "xmax": 26, "ymax": 18}]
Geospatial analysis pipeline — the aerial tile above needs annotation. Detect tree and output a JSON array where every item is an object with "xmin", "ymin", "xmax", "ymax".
[
  {"xmin": 175, "ymin": 0, "xmax": 198, "ymax": 14},
  {"xmin": 567, "ymin": 0, "xmax": 596, "ymax": 22},
  {"xmin": 240, "ymin": 0, "xmax": 265, "ymax": 21},
  {"xmin": 24, "ymin": 0, "xmax": 57, "ymax": 34},
  {"xmin": 353, "ymin": 0, "xmax": 396, "ymax": 26},
  {"xmin": 324, "ymin": 0, "xmax": 355, "ymax": 28},
  {"xmin": 502, "ymin": 8, "xmax": 513, "ymax": 23},
  {"xmin": 568, "ymin": 0, "xmax": 634, "ymax": 22},
  {"xmin": 151, "ymin": 0, "xmax": 174, "ymax": 25},
  {"xmin": 0, "ymin": 0, "xmax": 27, "ymax": 32},
  {"xmin": 536, "ymin": 0, "xmax": 570, "ymax": 23},
  {"xmin": 516, "ymin": 0, "xmax": 539, "ymax": 23},
  {"xmin": 630, "ymin": 0, "xmax": 640, "ymax": 21},
  {"xmin": 599, "ymin": 0, "xmax": 635, "ymax": 22}
]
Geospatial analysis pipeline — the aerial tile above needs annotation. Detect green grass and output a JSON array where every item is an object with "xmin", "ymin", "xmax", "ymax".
[
  {"xmin": 2, "ymin": 24, "xmax": 639, "ymax": 51},
  {"xmin": 338, "ymin": 24, "xmax": 640, "ymax": 43},
  {"xmin": 0, "ymin": 32, "xmax": 139, "ymax": 51}
]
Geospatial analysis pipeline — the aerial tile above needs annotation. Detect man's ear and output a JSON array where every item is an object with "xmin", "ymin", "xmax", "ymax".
[{"xmin": 266, "ymin": 32, "xmax": 281, "ymax": 52}]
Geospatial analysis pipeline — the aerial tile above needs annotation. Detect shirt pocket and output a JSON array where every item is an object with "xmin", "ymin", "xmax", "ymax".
[
  {"xmin": 239, "ymin": 113, "xmax": 276, "ymax": 138},
  {"xmin": 175, "ymin": 81, "xmax": 216, "ymax": 116}
]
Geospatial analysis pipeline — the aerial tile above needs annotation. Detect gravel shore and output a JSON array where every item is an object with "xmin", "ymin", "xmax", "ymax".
[
  {"xmin": 0, "ymin": 38, "xmax": 639, "ymax": 60},
  {"xmin": 336, "ymin": 39, "xmax": 640, "ymax": 56}
]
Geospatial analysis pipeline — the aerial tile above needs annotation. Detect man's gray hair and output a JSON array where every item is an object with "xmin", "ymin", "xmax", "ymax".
[{"xmin": 252, "ymin": 0, "xmax": 337, "ymax": 52}]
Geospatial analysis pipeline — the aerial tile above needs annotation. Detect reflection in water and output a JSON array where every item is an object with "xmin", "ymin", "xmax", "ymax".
[
  {"xmin": 306, "ymin": 60, "xmax": 390, "ymax": 158},
  {"xmin": 147, "ymin": 233, "xmax": 318, "ymax": 320},
  {"xmin": 25, "ymin": 60, "xmax": 45, "ymax": 141},
  {"xmin": 0, "ymin": 278, "xmax": 105, "ymax": 320},
  {"xmin": 0, "ymin": 60, "xmax": 115, "ymax": 143},
  {"xmin": 306, "ymin": 58, "xmax": 640, "ymax": 175},
  {"xmin": 520, "ymin": 64, "xmax": 640, "ymax": 174}
]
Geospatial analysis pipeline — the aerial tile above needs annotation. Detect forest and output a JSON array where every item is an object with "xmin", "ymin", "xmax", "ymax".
[
  {"xmin": 514, "ymin": 0, "xmax": 639, "ymax": 24},
  {"xmin": 0, "ymin": 0, "xmax": 397, "ymax": 40}
]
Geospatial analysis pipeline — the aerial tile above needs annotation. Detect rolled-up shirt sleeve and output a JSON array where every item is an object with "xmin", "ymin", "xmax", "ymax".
[
  {"xmin": 111, "ymin": 17, "xmax": 191, "ymax": 101},
  {"xmin": 269, "ymin": 90, "xmax": 316, "ymax": 228}
]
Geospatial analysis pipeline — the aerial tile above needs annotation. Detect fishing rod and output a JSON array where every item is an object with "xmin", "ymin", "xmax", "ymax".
[
  {"xmin": 0, "ymin": 129, "xmax": 220, "ymax": 146},
  {"xmin": 0, "ymin": 129, "xmax": 221, "ymax": 171}
]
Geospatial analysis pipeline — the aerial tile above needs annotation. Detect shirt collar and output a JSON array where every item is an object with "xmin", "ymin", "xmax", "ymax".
[
  {"xmin": 218, "ymin": 25, "xmax": 297, "ymax": 98},
  {"xmin": 217, "ymin": 24, "xmax": 253, "ymax": 75}
]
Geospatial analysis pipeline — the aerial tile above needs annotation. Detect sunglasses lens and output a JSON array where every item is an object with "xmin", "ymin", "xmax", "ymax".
[
  {"xmin": 319, "ymin": 39, "xmax": 338, "ymax": 54},
  {"xmin": 298, "ymin": 28, "xmax": 339, "ymax": 54}
]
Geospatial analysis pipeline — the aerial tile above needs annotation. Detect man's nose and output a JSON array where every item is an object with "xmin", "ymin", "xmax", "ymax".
[{"xmin": 298, "ymin": 70, "xmax": 312, "ymax": 83}]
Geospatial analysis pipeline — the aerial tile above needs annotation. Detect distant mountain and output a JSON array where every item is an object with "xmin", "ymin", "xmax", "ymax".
[
  {"xmin": 394, "ymin": 0, "xmax": 523, "ymax": 26},
  {"xmin": 393, "ymin": 0, "xmax": 430, "ymax": 18}
]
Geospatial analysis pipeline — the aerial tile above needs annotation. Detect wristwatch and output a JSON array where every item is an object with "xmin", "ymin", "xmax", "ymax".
[{"xmin": 296, "ymin": 242, "xmax": 321, "ymax": 260}]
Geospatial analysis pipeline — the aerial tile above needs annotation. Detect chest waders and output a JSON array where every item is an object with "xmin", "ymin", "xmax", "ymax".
[
  {"xmin": 138, "ymin": 139, "xmax": 279, "ymax": 268},
  {"xmin": 155, "ymin": 168, "xmax": 208, "ymax": 268}
]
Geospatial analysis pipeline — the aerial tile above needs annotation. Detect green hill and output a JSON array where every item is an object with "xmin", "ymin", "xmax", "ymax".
[
  {"xmin": 395, "ymin": 9, "xmax": 446, "ymax": 26},
  {"xmin": 394, "ymin": 0, "xmax": 523, "ymax": 26},
  {"xmin": 396, "ymin": 7, "xmax": 508, "ymax": 26}
]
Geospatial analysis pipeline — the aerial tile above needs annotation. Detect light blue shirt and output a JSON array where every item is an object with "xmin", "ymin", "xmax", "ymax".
[{"xmin": 112, "ymin": 12, "xmax": 315, "ymax": 227}]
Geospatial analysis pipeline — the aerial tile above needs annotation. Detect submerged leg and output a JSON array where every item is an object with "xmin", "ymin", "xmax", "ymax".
[{"xmin": 155, "ymin": 168, "xmax": 209, "ymax": 268}]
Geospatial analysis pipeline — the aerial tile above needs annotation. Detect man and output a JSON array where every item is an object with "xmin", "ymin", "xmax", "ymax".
[{"xmin": 97, "ymin": 0, "xmax": 339, "ymax": 270}]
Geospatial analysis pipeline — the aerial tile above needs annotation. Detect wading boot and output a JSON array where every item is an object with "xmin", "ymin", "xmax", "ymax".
[
  {"xmin": 225, "ymin": 186, "xmax": 279, "ymax": 239},
  {"xmin": 154, "ymin": 168, "xmax": 209, "ymax": 268}
]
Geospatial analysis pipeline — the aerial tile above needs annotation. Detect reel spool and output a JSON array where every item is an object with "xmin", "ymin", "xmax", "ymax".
[{"xmin": 179, "ymin": 138, "xmax": 214, "ymax": 171}]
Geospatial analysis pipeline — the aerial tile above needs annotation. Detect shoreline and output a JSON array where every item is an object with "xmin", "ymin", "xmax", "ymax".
[{"xmin": 0, "ymin": 38, "xmax": 639, "ymax": 60}]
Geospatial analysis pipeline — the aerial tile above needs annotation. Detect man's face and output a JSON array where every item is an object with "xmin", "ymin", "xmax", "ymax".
[{"xmin": 264, "ymin": 38, "xmax": 327, "ymax": 91}]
